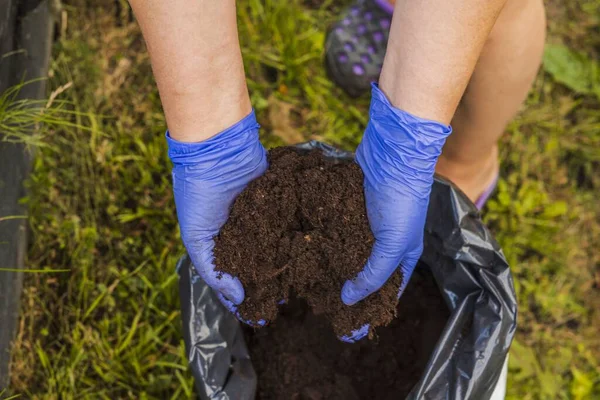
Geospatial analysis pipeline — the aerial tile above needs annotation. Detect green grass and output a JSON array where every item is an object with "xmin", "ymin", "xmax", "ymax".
[
  {"xmin": 4, "ymin": 0, "xmax": 600, "ymax": 398},
  {"xmin": 0, "ymin": 80, "xmax": 86, "ymax": 148}
]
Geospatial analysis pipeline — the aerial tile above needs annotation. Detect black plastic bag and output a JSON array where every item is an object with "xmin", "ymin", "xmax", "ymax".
[{"xmin": 177, "ymin": 141, "xmax": 517, "ymax": 400}]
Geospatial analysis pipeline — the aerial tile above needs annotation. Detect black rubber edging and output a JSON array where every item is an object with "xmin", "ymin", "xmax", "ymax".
[{"xmin": 0, "ymin": 0, "xmax": 53, "ymax": 389}]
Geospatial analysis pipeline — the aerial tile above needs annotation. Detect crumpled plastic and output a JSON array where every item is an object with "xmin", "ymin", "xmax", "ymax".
[{"xmin": 177, "ymin": 141, "xmax": 517, "ymax": 400}]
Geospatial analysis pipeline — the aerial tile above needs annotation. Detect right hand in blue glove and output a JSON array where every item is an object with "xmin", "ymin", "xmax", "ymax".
[
  {"xmin": 341, "ymin": 84, "xmax": 452, "ymax": 342},
  {"xmin": 167, "ymin": 111, "xmax": 268, "ymax": 326}
]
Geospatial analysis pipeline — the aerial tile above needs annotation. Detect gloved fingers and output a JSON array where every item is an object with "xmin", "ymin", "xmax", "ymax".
[
  {"xmin": 216, "ymin": 293, "xmax": 267, "ymax": 327},
  {"xmin": 188, "ymin": 239, "xmax": 245, "ymax": 305},
  {"xmin": 339, "ymin": 323, "xmax": 370, "ymax": 343},
  {"xmin": 341, "ymin": 242, "xmax": 403, "ymax": 306},
  {"xmin": 209, "ymin": 273, "xmax": 245, "ymax": 305},
  {"xmin": 339, "ymin": 251, "xmax": 421, "ymax": 343},
  {"xmin": 397, "ymin": 248, "xmax": 422, "ymax": 299}
]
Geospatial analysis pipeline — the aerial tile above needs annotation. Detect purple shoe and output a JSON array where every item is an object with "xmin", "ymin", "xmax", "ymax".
[{"xmin": 325, "ymin": 0, "xmax": 393, "ymax": 97}]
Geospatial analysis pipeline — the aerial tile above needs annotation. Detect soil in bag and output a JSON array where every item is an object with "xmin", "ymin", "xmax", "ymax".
[
  {"xmin": 246, "ymin": 267, "xmax": 450, "ymax": 400},
  {"xmin": 183, "ymin": 143, "xmax": 516, "ymax": 400},
  {"xmin": 215, "ymin": 148, "xmax": 403, "ymax": 336}
]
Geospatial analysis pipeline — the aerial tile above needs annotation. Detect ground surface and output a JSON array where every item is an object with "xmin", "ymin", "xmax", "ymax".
[{"xmin": 3, "ymin": 0, "xmax": 600, "ymax": 399}]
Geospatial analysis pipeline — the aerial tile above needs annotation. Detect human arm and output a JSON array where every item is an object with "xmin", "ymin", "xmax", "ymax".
[
  {"xmin": 128, "ymin": 0, "xmax": 250, "ymax": 141},
  {"xmin": 341, "ymin": 0, "xmax": 509, "ymax": 341},
  {"xmin": 129, "ymin": 0, "xmax": 267, "ymax": 323}
]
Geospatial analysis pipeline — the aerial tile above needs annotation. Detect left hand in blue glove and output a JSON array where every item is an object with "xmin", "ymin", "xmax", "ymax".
[
  {"xmin": 167, "ymin": 110, "xmax": 269, "ymax": 326},
  {"xmin": 340, "ymin": 84, "xmax": 452, "ymax": 342}
]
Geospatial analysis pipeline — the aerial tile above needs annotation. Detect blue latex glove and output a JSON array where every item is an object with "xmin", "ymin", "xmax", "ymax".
[
  {"xmin": 340, "ymin": 84, "xmax": 452, "ymax": 342},
  {"xmin": 167, "ymin": 111, "xmax": 268, "ymax": 326}
]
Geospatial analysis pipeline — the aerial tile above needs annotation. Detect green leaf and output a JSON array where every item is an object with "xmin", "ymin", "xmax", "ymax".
[
  {"xmin": 543, "ymin": 44, "xmax": 596, "ymax": 94},
  {"xmin": 542, "ymin": 201, "xmax": 568, "ymax": 218},
  {"xmin": 509, "ymin": 340, "xmax": 540, "ymax": 380},
  {"xmin": 570, "ymin": 367, "xmax": 595, "ymax": 400}
]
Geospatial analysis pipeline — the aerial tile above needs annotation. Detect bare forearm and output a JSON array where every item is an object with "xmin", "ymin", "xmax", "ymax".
[
  {"xmin": 129, "ymin": 0, "xmax": 250, "ymax": 142},
  {"xmin": 380, "ymin": 0, "xmax": 508, "ymax": 124}
]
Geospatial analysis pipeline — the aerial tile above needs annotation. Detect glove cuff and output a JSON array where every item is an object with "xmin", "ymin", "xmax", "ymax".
[
  {"xmin": 356, "ymin": 84, "xmax": 452, "ymax": 194},
  {"xmin": 166, "ymin": 110, "xmax": 261, "ymax": 166},
  {"xmin": 368, "ymin": 83, "xmax": 452, "ymax": 144}
]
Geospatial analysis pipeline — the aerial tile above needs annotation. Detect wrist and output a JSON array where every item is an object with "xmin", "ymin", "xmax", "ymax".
[
  {"xmin": 368, "ymin": 83, "xmax": 452, "ymax": 144},
  {"xmin": 164, "ymin": 91, "xmax": 252, "ymax": 143},
  {"xmin": 357, "ymin": 84, "xmax": 452, "ymax": 192},
  {"xmin": 167, "ymin": 110, "xmax": 263, "ymax": 167},
  {"xmin": 379, "ymin": 66, "xmax": 456, "ymax": 125},
  {"xmin": 362, "ymin": 84, "xmax": 452, "ymax": 164}
]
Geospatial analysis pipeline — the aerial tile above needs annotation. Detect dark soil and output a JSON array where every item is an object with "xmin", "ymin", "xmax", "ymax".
[
  {"xmin": 246, "ymin": 267, "xmax": 450, "ymax": 400},
  {"xmin": 215, "ymin": 148, "xmax": 402, "ymax": 337}
]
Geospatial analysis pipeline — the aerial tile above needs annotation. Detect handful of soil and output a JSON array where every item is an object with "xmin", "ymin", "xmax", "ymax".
[{"xmin": 214, "ymin": 148, "xmax": 402, "ymax": 337}]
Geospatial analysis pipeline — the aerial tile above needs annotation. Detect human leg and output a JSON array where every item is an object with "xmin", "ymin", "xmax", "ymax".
[{"xmin": 433, "ymin": 0, "xmax": 546, "ymax": 202}]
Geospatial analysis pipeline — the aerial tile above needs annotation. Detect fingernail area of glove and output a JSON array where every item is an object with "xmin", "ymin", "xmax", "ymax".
[
  {"xmin": 221, "ymin": 280, "xmax": 245, "ymax": 306},
  {"xmin": 207, "ymin": 271, "xmax": 245, "ymax": 305},
  {"xmin": 217, "ymin": 293, "xmax": 267, "ymax": 327},
  {"xmin": 341, "ymin": 280, "xmax": 363, "ymax": 306}
]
